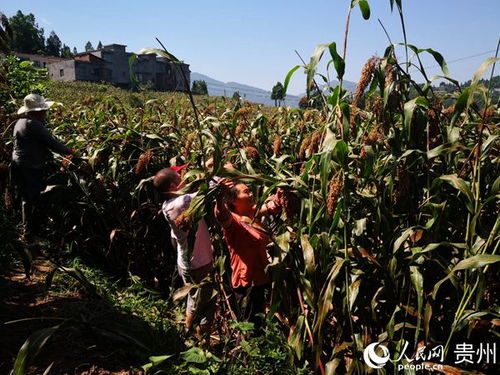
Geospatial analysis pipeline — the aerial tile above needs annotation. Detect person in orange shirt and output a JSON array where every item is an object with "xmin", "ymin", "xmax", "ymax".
[{"xmin": 215, "ymin": 179, "xmax": 282, "ymax": 331}]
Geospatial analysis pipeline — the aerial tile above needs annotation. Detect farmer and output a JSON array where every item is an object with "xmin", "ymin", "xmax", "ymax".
[
  {"xmin": 153, "ymin": 165, "xmax": 215, "ymax": 341},
  {"xmin": 12, "ymin": 93, "xmax": 73, "ymax": 242},
  {"xmin": 215, "ymin": 179, "xmax": 282, "ymax": 331}
]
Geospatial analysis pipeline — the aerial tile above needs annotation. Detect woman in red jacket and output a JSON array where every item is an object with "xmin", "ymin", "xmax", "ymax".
[{"xmin": 215, "ymin": 179, "xmax": 281, "ymax": 330}]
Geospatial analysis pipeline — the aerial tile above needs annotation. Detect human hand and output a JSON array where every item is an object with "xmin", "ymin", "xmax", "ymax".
[
  {"xmin": 218, "ymin": 177, "xmax": 236, "ymax": 194},
  {"xmin": 205, "ymin": 157, "xmax": 214, "ymax": 169}
]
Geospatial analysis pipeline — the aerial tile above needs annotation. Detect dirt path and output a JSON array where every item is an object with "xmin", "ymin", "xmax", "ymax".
[{"xmin": 0, "ymin": 259, "xmax": 144, "ymax": 375}]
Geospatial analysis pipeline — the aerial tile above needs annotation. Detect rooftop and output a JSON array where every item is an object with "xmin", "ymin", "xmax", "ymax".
[{"xmin": 14, "ymin": 52, "xmax": 69, "ymax": 62}]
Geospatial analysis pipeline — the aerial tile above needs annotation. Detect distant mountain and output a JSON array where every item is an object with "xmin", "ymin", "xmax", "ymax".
[
  {"xmin": 190, "ymin": 73, "xmax": 358, "ymax": 108},
  {"xmin": 191, "ymin": 72, "xmax": 301, "ymax": 108},
  {"xmin": 297, "ymin": 80, "xmax": 357, "ymax": 97}
]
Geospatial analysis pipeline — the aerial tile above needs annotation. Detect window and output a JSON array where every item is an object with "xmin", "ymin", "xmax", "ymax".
[{"xmin": 59, "ymin": 69, "xmax": 64, "ymax": 77}]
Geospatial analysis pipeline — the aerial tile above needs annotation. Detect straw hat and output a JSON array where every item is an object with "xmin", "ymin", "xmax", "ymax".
[{"xmin": 17, "ymin": 93, "xmax": 55, "ymax": 115}]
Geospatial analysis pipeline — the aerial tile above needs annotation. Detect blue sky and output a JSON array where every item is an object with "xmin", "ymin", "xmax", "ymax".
[{"xmin": 2, "ymin": 0, "xmax": 499, "ymax": 95}]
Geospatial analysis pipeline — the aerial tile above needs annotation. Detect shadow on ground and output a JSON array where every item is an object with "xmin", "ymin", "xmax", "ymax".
[{"xmin": 0, "ymin": 259, "xmax": 183, "ymax": 375}]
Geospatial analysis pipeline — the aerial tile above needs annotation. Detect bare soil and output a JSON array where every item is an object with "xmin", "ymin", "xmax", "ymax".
[{"xmin": 0, "ymin": 259, "xmax": 144, "ymax": 375}]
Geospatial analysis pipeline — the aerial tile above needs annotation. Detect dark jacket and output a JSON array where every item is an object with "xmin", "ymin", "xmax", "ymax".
[{"xmin": 12, "ymin": 118, "xmax": 71, "ymax": 169}]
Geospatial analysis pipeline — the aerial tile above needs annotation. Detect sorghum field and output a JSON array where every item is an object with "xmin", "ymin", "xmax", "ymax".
[{"xmin": 1, "ymin": 1, "xmax": 499, "ymax": 374}]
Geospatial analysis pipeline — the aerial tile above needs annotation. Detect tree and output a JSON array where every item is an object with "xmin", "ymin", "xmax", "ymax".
[
  {"xmin": 84, "ymin": 41, "xmax": 93, "ymax": 52},
  {"xmin": 191, "ymin": 80, "xmax": 208, "ymax": 95},
  {"xmin": 45, "ymin": 31, "xmax": 61, "ymax": 56},
  {"xmin": 61, "ymin": 44, "xmax": 73, "ymax": 58},
  {"xmin": 97, "ymin": 41, "xmax": 103, "ymax": 50},
  {"xmin": 0, "ymin": 12, "xmax": 13, "ymax": 54},
  {"xmin": 9, "ymin": 11, "xmax": 45, "ymax": 54},
  {"xmin": 271, "ymin": 81, "xmax": 285, "ymax": 106}
]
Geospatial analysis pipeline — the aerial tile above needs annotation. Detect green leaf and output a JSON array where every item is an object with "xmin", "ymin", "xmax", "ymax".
[
  {"xmin": 13, "ymin": 325, "xmax": 61, "ymax": 375},
  {"xmin": 138, "ymin": 47, "xmax": 180, "ymax": 63},
  {"xmin": 451, "ymin": 87, "xmax": 470, "ymax": 126},
  {"xmin": 482, "ymin": 134, "xmax": 499, "ymax": 153},
  {"xmin": 328, "ymin": 42, "xmax": 345, "ymax": 80},
  {"xmin": 301, "ymin": 234, "xmax": 316, "ymax": 275},
  {"xmin": 314, "ymin": 258, "xmax": 345, "ymax": 336},
  {"xmin": 173, "ymin": 284, "xmax": 197, "ymax": 303},
  {"xmin": 357, "ymin": 0, "xmax": 371, "ymax": 20},
  {"xmin": 411, "ymin": 242, "xmax": 466, "ymax": 260},
  {"xmin": 145, "ymin": 133, "xmax": 164, "ymax": 140},
  {"xmin": 306, "ymin": 44, "xmax": 329, "ymax": 96},
  {"xmin": 333, "ymin": 140, "xmax": 348, "ymax": 166},
  {"xmin": 188, "ymin": 367, "xmax": 210, "ymax": 375},
  {"xmin": 321, "ymin": 126, "xmax": 338, "ymax": 152},
  {"xmin": 423, "ymin": 49, "xmax": 449, "ymax": 76},
  {"xmin": 437, "ymin": 174, "xmax": 474, "ymax": 213},
  {"xmin": 455, "ymin": 310, "xmax": 489, "ymax": 332},
  {"xmin": 404, "ymin": 44, "xmax": 449, "ymax": 76},
  {"xmin": 182, "ymin": 347, "xmax": 207, "ymax": 364},
  {"xmin": 362, "ymin": 145, "xmax": 374, "ymax": 179},
  {"xmin": 453, "ymin": 254, "xmax": 500, "ymax": 271},
  {"xmin": 283, "ymin": 65, "xmax": 301, "ymax": 97},
  {"xmin": 393, "ymin": 228, "xmax": 413, "ymax": 253},
  {"xmin": 229, "ymin": 320, "xmax": 255, "ymax": 332},
  {"xmin": 424, "ymin": 302, "xmax": 432, "ymax": 342},
  {"xmin": 128, "ymin": 53, "xmax": 138, "ymax": 88},
  {"xmin": 149, "ymin": 354, "xmax": 174, "ymax": 366},
  {"xmin": 492, "ymin": 176, "xmax": 500, "ymax": 195},
  {"xmin": 432, "ymin": 255, "xmax": 500, "ymax": 298},
  {"xmin": 288, "ymin": 315, "xmax": 305, "ymax": 359},
  {"xmin": 326, "ymin": 85, "xmax": 341, "ymax": 106},
  {"xmin": 403, "ymin": 96, "xmax": 429, "ymax": 140},
  {"xmin": 410, "ymin": 266, "xmax": 424, "ymax": 343},
  {"xmin": 42, "ymin": 362, "xmax": 54, "ymax": 375},
  {"xmin": 472, "ymin": 57, "xmax": 500, "ymax": 85}
]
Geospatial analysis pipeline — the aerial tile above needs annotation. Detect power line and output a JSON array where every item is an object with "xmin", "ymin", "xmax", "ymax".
[
  {"xmin": 404, "ymin": 49, "xmax": 498, "ymax": 75},
  {"xmin": 425, "ymin": 49, "xmax": 496, "ymax": 70}
]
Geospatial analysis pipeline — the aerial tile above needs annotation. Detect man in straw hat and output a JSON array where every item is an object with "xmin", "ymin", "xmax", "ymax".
[{"xmin": 12, "ymin": 93, "xmax": 74, "ymax": 242}]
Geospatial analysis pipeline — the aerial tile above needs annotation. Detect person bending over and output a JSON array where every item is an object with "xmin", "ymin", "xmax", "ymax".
[{"xmin": 153, "ymin": 165, "xmax": 215, "ymax": 342}]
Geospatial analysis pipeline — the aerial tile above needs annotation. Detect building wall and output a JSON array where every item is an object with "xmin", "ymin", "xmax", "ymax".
[
  {"xmin": 14, "ymin": 53, "xmax": 67, "ymax": 69},
  {"xmin": 47, "ymin": 60, "xmax": 77, "ymax": 81},
  {"xmin": 172, "ymin": 63, "xmax": 190, "ymax": 91},
  {"xmin": 92, "ymin": 45, "xmax": 130, "ymax": 86},
  {"xmin": 43, "ymin": 44, "xmax": 190, "ymax": 91},
  {"xmin": 74, "ymin": 61, "xmax": 111, "ymax": 83}
]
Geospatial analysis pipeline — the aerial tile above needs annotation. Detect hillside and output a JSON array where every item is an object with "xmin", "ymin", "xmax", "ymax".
[{"xmin": 191, "ymin": 72, "xmax": 302, "ymax": 107}]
